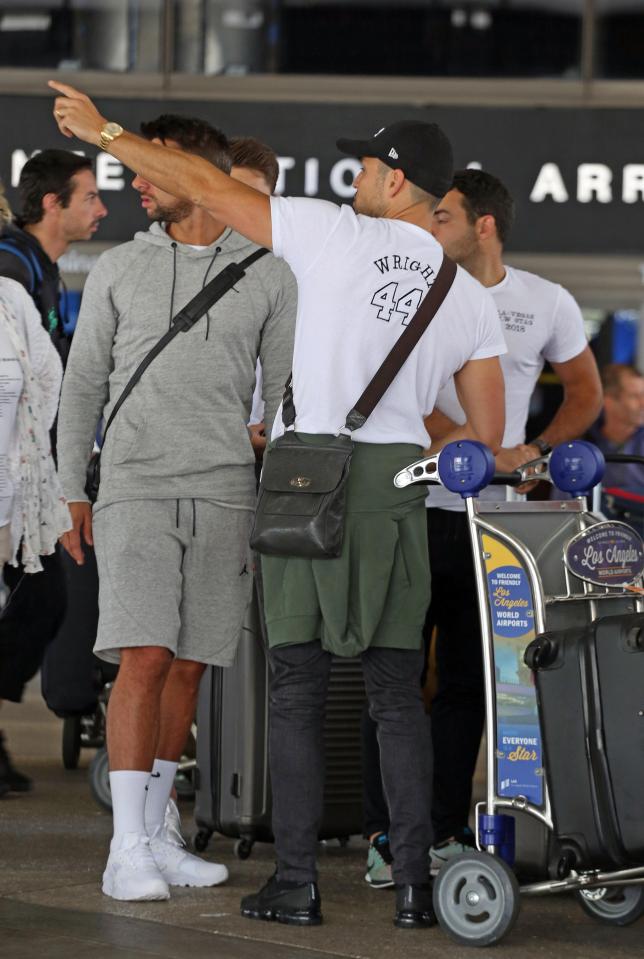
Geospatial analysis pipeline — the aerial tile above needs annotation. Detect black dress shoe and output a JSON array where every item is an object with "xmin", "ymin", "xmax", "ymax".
[
  {"xmin": 394, "ymin": 883, "xmax": 437, "ymax": 929},
  {"xmin": 0, "ymin": 732, "xmax": 32, "ymax": 793},
  {"xmin": 241, "ymin": 873, "xmax": 322, "ymax": 925}
]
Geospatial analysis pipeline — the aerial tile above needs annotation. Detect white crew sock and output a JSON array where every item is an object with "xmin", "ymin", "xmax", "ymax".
[
  {"xmin": 144, "ymin": 759, "xmax": 178, "ymax": 837},
  {"xmin": 109, "ymin": 770, "xmax": 150, "ymax": 847}
]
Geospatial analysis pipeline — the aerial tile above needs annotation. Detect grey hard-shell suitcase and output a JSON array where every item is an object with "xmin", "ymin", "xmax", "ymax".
[
  {"xmin": 525, "ymin": 612, "xmax": 644, "ymax": 871},
  {"xmin": 193, "ymin": 586, "xmax": 366, "ymax": 857}
]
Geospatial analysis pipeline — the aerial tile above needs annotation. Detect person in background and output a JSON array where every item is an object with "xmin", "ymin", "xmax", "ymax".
[
  {"xmin": 0, "ymin": 159, "xmax": 106, "ymax": 793},
  {"xmin": 588, "ymin": 363, "xmax": 644, "ymax": 536},
  {"xmin": 0, "ymin": 270, "xmax": 71, "ymax": 796},
  {"xmin": 0, "ymin": 150, "xmax": 107, "ymax": 362}
]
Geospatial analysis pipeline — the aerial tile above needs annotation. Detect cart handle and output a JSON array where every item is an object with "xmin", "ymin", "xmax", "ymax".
[
  {"xmin": 394, "ymin": 440, "xmax": 607, "ymax": 496},
  {"xmin": 603, "ymin": 453, "xmax": 644, "ymax": 466}
]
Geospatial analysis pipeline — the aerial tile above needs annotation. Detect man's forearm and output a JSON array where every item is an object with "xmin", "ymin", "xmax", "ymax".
[
  {"xmin": 535, "ymin": 349, "xmax": 603, "ymax": 450},
  {"xmin": 536, "ymin": 390, "xmax": 603, "ymax": 449},
  {"xmin": 427, "ymin": 423, "xmax": 502, "ymax": 456},
  {"xmin": 50, "ymin": 82, "xmax": 271, "ymax": 247}
]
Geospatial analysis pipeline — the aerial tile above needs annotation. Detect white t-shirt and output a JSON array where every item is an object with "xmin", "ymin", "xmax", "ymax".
[
  {"xmin": 428, "ymin": 265, "xmax": 588, "ymax": 510},
  {"xmin": 248, "ymin": 359, "xmax": 265, "ymax": 425},
  {"xmin": 269, "ymin": 197, "xmax": 505, "ymax": 446}
]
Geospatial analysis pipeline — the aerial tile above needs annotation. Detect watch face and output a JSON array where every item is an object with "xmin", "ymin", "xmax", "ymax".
[{"xmin": 104, "ymin": 122, "xmax": 123, "ymax": 137}]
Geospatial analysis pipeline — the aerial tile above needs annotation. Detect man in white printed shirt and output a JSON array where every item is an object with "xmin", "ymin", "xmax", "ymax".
[{"xmin": 361, "ymin": 168, "xmax": 602, "ymax": 885}]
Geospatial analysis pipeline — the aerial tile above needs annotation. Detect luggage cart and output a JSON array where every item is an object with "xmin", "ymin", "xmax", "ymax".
[{"xmin": 394, "ymin": 440, "xmax": 644, "ymax": 947}]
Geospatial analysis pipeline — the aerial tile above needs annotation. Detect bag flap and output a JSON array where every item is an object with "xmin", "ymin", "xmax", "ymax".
[{"xmin": 261, "ymin": 441, "xmax": 351, "ymax": 495}]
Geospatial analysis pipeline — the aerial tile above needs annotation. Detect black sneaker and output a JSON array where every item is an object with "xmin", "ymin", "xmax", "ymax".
[
  {"xmin": 0, "ymin": 732, "xmax": 32, "ymax": 793},
  {"xmin": 241, "ymin": 873, "xmax": 322, "ymax": 925},
  {"xmin": 394, "ymin": 882, "xmax": 437, "ymax": 929}
]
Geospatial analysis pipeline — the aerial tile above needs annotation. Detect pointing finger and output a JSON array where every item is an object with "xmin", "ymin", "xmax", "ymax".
[{"xmin": 48, "ymin": 79, "xmax": 87, "ymax": 100}]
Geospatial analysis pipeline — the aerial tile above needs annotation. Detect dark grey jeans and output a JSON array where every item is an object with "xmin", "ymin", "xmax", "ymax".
[{"xmin": 268, "ymin": 641, "xmax": 433, "ymax": 886}]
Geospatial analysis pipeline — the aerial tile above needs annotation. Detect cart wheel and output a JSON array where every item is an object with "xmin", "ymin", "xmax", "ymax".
[
  {"xmin": 62, "ymin": 717, "xmax": 82, "ymax": 770},
  {"xmin": 234, "ymin": 838, "xmax": 253, "ymax": 860},
  {"xmin": 89, "ymin": 746, "xmax": 112, "ymax": 812},
  {"xmin": 433, "ymin": 851, "xmax": 521, "ymax": 947},
  {"xmin": 193, "ymin": 829, "xmax": 212, "ymax": 853},
  {"xmin": 577, "ymin": 885, "xmax": 644, "ymax": 926}
]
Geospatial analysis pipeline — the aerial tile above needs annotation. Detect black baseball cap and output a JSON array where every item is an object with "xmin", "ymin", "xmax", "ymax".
[{"xmin": 336, "ymin": 120, "xmax": 454, "ymax": 198}]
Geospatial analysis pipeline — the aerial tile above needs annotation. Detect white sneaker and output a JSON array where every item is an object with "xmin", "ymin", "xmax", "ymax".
[
  {"xmin": 150, "ymin": 826, "xmax": 228, "ymax": 888},
  {"xmin": 102, "ymin": 833, "xmax": 170, "ymax": 901}
]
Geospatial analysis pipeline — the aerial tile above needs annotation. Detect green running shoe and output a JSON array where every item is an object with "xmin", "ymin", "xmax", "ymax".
[
  {"xmin": 365, "ymin": 833, "xmax": 395, "ymax": 889},
  {"xmin": 430, "ymin": 827, "xmax": 477, "ymax": 874}
]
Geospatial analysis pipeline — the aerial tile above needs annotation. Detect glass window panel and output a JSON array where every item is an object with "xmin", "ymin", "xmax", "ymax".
[
  {"xmin": 276, "ymin": 1, "xmax": 584, "ymax": 78},
  {"xmin": 0, "ymin": 1, "xmax": 164, "ymax": 72},
  {"xmin": 172, "ymin": 0, "xmax": 271, "ymax": 75},
  {"xmin": 169, "ymin": 0, "xmax": 584, "ymax": 77},
  {"xmin": 595, "ymin": 0, "xmax": 644, "ymax": 80}
]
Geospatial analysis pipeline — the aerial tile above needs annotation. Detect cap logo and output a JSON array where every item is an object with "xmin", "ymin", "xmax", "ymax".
[
  {"xmin": 388, "ymin": 147, "xmax": 399, "ymax": 160},
  {"xmin": 374, "ymin": 127, "xmax": 385, "ymax": 137}
]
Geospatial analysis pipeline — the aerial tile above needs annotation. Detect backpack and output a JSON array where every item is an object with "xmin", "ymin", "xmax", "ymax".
[{"xmin": 0, "ymin": 236, "xmax": 44, "ymax": 296}]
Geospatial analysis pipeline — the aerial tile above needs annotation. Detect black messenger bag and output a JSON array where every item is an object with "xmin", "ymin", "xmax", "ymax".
[{"xmin": 250, "ymin": 255, "xmax": 457, "ymax": 559}]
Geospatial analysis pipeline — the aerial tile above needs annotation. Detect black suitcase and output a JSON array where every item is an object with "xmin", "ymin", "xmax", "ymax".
[
  {"xmin": 41, "ymin": 547, "xmax": 116, "ymax": 717},
  {"xmin": 525, "ymin": 612, "xmax": 644, "ymax": 871},
  {"xmin": 194, "ymin": 589, "xmax": 366, "ymax": 855}
]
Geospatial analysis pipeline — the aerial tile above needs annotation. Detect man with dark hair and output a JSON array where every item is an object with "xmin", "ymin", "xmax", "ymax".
[
  {"xmin": 0, "ymin": 149, "xmax": 107, "ymax": 359},
  {"xmin": 56, "ymin": 112, "xmax": 296, "ymax": 903},
  {"xmin": 140, "ymin": 114, "xmax": 232, "ymax": 169},
  {"xmin": 361, "ymin": 167, "xmax": 602, "ymax": 886},
  {"xmin": 450, "ymin": 168, "xmax": 516, "ymax": 245},
  {"xmin": 588, "ymin": 364, "xmax": 644, "ymax": 536},
  {"xmin": 230, "ymin": 136, "xmax": 280, "ymax": 195}
]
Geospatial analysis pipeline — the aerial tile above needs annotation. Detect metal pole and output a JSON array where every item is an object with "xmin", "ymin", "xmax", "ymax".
[{"xmin": 161, "ymin": 0, "xmax": 174, "ymax": 92}]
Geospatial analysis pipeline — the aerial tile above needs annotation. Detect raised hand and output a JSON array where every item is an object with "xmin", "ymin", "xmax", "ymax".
[{"xmin": 48, "ymin": 80, "xmax": 106, "ymax": 145}]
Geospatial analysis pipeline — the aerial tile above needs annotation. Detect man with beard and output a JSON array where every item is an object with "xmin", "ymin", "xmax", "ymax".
[
  {"xmin": 50, "ymin": 85, "xmax": 506, "ymax": 928},
  {"xmin": 0, "ymin": 149, "xmax": 107, "ymax": 362},
  {"xmin": 56, "ymin": 113, "xmax": 296, "ymax": 902},
  {"xmin": 361, "ymin": 168, "xmax": 601, "ymax": 887}
]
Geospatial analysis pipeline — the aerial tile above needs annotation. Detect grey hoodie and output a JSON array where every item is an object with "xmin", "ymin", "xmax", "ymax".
[{"xmin": 57, "ymin": 222, "xmax": 296, "ymax": 509}]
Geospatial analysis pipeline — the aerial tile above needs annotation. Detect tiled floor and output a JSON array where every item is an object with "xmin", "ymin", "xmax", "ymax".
[{"xmin": 1, "ymin": 684, "xmax": 643, "ymax": 958}]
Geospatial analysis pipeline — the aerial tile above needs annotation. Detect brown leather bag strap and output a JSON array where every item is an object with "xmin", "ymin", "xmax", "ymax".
[{"xmin": 344, "ymin": 254, "xmax": 457, "ymax": 432}]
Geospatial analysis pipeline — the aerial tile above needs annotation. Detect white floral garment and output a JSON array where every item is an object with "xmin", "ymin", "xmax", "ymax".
[{"xmin": 0, "ymin": 279, "xmax": 71, "ymax": 573}]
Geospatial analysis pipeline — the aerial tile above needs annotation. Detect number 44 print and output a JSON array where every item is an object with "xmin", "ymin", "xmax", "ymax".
[{"xmin": 371, "ymin": 282, "xmax": 425, "ymax": 324}]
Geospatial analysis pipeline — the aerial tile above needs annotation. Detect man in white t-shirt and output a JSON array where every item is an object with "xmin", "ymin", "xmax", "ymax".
[
  {"xmin": 50, "ymin": 83, "xmax": 507, "ymax": 930},
  {"xmin": 425, "ymin": 169, "xmax": 601, "ymax": 867},
  {"xmin": 361, "ymin": 169, "xmax": 602, "ymax": 884}
]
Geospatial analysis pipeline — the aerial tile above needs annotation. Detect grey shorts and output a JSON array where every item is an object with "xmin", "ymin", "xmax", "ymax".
[{"xmin": 93, "ymin": 498, "xmax": 254, "ymax": 667}]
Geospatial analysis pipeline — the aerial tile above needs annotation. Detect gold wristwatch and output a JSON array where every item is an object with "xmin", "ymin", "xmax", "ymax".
[{"xmin": 99, "ymin": 121, "xmax": 124, "ymax": 151}]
